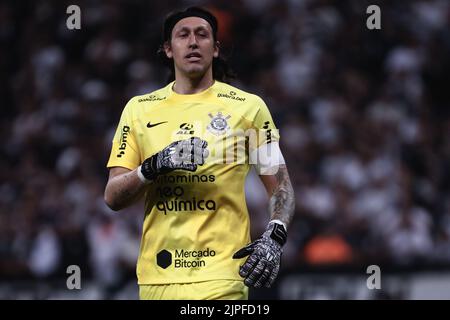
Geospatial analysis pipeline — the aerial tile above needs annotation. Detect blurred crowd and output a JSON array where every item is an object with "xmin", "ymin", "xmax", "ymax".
[{"xmin": 1, "ymin": 0, "xmax": 450, "ymax": 296}]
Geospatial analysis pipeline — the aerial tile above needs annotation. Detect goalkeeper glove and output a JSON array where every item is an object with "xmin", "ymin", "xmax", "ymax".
[
  {"xmin": 233, "ymin": 220, "xmax": 287, "ymax": 288},
  {"xmin": 138, "ymin": 137, "xmax": 209, "ymax": 182}
]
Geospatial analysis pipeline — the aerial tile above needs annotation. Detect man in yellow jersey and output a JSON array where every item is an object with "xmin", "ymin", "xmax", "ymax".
[{"xmin": 104, "ymin": 7, "xmax": 295, "ymax": 300}]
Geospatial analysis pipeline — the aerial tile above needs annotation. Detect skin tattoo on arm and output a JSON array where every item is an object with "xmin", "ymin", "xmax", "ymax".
[{"xmin": 269, "ymin": 165, "xmax": 295, "ymax": 227}]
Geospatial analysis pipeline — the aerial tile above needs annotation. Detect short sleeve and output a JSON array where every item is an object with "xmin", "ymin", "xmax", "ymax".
[
  {"xmin": 106, "ymin": 99, "xmax": 141, "ymax": 170},
  {"xmin": 248, "ymin": 97, "xmax": 285, "ymax": 174},
  {"xmin": 249, "ymin": 96, "xmax": 280, "ymax": 150}
]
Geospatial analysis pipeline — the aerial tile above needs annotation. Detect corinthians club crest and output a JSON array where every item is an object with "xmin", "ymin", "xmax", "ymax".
[{"xmin": 207, "ymin": 112, "xmax": 231, "ymax": 136}]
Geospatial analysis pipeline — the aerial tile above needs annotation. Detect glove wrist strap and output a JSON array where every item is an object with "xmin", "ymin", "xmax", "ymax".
[
  {"xmin": 137, "ymin": 165, "xmax": 151, "ymax": 184},
  {"xmin": 140, "ymin": 155, "xmax": 158, "ymax": 182},
  {"xmin": 267, "ymin": 220, "xmax": 288, "ymax": 246}
]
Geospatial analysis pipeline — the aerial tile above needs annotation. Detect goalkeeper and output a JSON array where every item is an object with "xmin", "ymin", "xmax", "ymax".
[{"xmin": 104, "ymin": 6, "xmax": 295, "ymax": 299}]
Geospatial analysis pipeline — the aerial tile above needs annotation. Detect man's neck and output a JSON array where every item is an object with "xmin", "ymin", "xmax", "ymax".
[{"xmin": 172, "ymin": 71, "xmax": 215, "ymax": 95}]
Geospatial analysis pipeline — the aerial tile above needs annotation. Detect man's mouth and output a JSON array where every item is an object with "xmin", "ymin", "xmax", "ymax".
[{"xmin": 185, "ymin": 52, "xmax": 202, "ymax": 61}]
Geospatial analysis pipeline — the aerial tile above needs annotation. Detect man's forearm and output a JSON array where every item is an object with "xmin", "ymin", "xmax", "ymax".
[
  {"xmin": 234, "ymin": 165, "xmax": 294, "ymax": 288},
  {"xmin": 268, "ymin": 165, "xmax": 295, "ymax": 228},
  {"xmin": 104, "ymin": 169, "xmax": 147, "ymax": 211}
]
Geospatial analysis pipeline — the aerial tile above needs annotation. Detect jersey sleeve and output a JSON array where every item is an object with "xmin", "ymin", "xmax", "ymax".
[
  {"xmin": 252, "ymin": 96, "xmax": 280, "ymax": 146},
  {"xmin": 248, "ymin": 96, "xmax": 285, "ymax": 174},
  {"xmin": 106, "ymin": 99, "xmax": 141, "ymax": 170}
]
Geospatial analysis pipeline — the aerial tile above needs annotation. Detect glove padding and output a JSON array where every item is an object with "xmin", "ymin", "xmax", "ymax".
[
  {"xmin": 141, "ymin": 137, "xmax": 209, "ymax": 181},
  {"xmin": 233, "ymin": 222, "xmax": 287, "ymax": 288}
]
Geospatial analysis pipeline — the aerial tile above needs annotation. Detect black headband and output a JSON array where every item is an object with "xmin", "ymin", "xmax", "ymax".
[{"xmin": 163, "ymin": 7, "xmax": 218, "ymax": 42}]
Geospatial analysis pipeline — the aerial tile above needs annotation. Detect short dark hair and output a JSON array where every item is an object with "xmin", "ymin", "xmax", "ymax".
[{"xmin": 157, "ymin": 6, "xmax": 235, "ymax": 84}]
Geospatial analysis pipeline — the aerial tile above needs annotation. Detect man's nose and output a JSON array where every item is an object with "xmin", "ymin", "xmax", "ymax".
[{"xmin": 188, "ymin": 33, "xmax": 199, "ymax": 48}]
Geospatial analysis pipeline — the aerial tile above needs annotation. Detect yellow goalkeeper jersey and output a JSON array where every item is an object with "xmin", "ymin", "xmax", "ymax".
[{"xmin": 106, "ymin": 80, "xmax": 279, "ymax": 284}]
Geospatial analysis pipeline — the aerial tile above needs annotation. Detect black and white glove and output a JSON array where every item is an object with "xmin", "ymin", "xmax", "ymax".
[
  {"xmin": 233, "ymin": 220, "xmax": 287, "ymax": 288},
  {"xmin": 138, "ymin": 137, "xmax": 209, "ymax": 182}
]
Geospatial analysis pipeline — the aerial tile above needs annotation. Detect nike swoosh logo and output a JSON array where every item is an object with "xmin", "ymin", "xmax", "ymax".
[{"xmin": 147, "ymin": 121, "xmax": 167, "ymax": 128}]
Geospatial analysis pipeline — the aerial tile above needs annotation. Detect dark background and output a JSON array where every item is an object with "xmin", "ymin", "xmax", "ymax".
[{"xmin": 0, "ymin": 0, "xmax": 449, "ymax": 299}]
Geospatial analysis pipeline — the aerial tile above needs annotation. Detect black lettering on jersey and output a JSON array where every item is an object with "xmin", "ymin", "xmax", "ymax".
[
  {"xmin": 138, "ymin": 95, "xmax": 166, "ymax": 102},
  {"xmin": 155, "ymin": 174, "xmax": 216, "ymax": 184},
  {"xmin": 175, "ymin": 248, "xmax": 216, "ymax": 258},
  {"xmin": 217, "ymin": 91, "xmax": 246, "ymax": 101},
  {"xmin": 116, "ymin": 125, "xmax": 130, "ymax": 157},
  {"xmin": 171, "ymin": 248, "xmax": 216, "ymax": 269},
  {"xmin": 263, "ymin": 121, "xmax": 272, "ymax": 144},
  {"xmin": 155, "ymin": 198, "xmax": 216, "ymax": 214}
]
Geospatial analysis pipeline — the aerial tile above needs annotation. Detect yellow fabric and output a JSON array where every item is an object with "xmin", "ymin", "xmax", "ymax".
[
  {"xmin": 139, "ymin": 280, "xmax": 248, "ymax": 300},
  {"xmin": 107, "ymin": 80, "xmax": 279, "ymax": 285}
]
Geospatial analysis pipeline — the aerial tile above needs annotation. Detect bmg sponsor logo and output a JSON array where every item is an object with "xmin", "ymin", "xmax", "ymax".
[
  {"xmin": 116, "ymin": 125, "xmax": 130, "ymax": 158},
  {"xmin": 263, "ymin": 121, "xmax": 273, "ymax": 144},
  {"xmin": 156, "ymin": 248, "xmax": 216, "ymax": 269}
]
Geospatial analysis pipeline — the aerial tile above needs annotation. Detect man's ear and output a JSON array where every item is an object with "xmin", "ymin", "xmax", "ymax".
[
  {"xmin": 164, "ymin": 41, "xmax": 173, "ymax": 59},
  {"xmin": 213, "ymin": 40, "xmax": 220, "ymax": 58}
]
